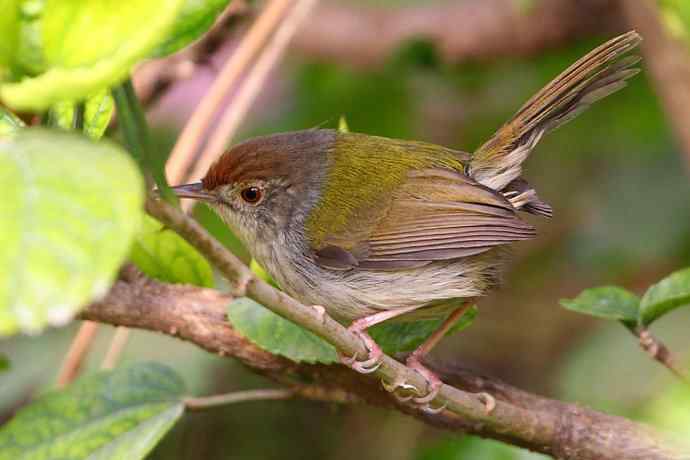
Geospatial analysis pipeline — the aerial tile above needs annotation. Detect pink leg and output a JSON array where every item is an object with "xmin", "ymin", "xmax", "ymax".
[
  {"xmin": 404, "ymin": 302, "xmax": 474, "ymax": 405},
  {"xmin": 340, "ymin": 306, "xmax": 419, "ymax": 374}
]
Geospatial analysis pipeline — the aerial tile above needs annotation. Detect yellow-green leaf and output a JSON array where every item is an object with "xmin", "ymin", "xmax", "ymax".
[
  {"xmin": 1, "ymin": 0, "xmax": 185, "ymax": 111},
  {"xmin": 0, "ymin": 128, "xmax": 144, "ymax": 336},
  {"xmin": 152, "ymin": 0, "xmax": 232, "ymax": 58},
  {"xmin": 83, "ymin": 89, "xmax": 114, "ymax": 140}
]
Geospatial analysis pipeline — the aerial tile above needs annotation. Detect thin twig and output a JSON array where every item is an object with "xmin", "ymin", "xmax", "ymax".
[
  {"xmin": 165, "ymin": 0, "xmax": 294, "ymax": 185},
  {"xmin": 187, "ymin": 0, "xmax": 318, "ymax": 203},
  {"xmin": 100, "ymin": 327, "xmax": 131, "ymax": 370},
  {"xmin": 184, "ymin": 388, "xmax": 295, "ymax": 410},
  {"xmin": 56, "ymin": 321, "xmax": 99, "ymax": 388},
  {"xmin": 634, "ymin": 327, "xmax": 690, "ymax": 384}
]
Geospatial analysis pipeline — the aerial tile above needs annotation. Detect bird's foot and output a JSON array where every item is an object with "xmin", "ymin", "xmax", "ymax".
[
  {"xmin": 381, "ymin": 356, "xmax": 446, "ymax": 413},
  {"xmin": 338, "ymin": 328, "xmax": 383, "ymax": 374},
  {"xmin": 406, "ymin": 355, "xmax": 443, "ymax": 406}
]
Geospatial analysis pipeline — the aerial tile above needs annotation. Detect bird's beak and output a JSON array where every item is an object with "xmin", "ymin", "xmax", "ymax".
[{"xmin": 170, "ymin": 182, "xmax": 215, "ymax": 202}]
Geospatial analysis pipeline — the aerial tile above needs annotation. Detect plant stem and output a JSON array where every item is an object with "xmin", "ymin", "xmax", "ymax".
[
  {"xmin": 112, "ymin": 79, "xmax": 175, "ymax": 202},
  {"xmin": 184, "ymin": 388, "xmax": 294, "ymax": 411}
]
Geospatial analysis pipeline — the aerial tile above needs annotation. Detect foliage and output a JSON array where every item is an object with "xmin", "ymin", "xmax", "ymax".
[
  {"xmin": 130, "ymin": 215, "xmax": 214, "ymax": 288},
  {"xmin": 561, "ymin": 267, "xmax": 690, "ymax": 328},
  {"xmin": 0, "ymin": 362, "xmax": 185, "ymax": 460},
  {"xmin": 0, "ymin": 129, "xmax": 143, "ymax": 336}
]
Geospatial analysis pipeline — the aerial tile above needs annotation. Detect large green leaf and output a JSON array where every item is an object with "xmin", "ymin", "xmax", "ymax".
[
  {"xmin": 152, "ymin": 0, "xmax": 232, "ymax": 57},
  {"xmin": 0, "ymin": 106, "xmax": 25, "ymax": 138},
  {"xmin": 0, "ymin": 354, "xmax": 8, "ymax": 373},
  {"xmin": 560, "ymin": 286, "xmax": 639, "ymax": 324},
  {"xmin": 131, "ymin": 215, "xmax": 214, "ymax": 288},
  {"xmin": 0, "ymin": 362, "xmax": 185, "ymax": 460},
  {"xmin": 0, "ymin": 129, "xmax": 144, "ymax": 335},
  {"xmin": 639, "ymin": 267, "xmax": 690, "ymax": 326},
  {"xmin": 1, "ymin": 0, "xmax": 185, "ymax": 111},
  {"xmin": 227, "ymin": 297, "xmax": 338, "ymax": 364}
]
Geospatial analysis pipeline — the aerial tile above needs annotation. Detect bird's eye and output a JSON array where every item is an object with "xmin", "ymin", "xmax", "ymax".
[{"xmin": 240, "ymin": 186, "xmax": 263, "ymax": 204}]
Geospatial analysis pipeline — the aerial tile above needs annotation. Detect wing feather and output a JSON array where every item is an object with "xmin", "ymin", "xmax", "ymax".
[{"xmin": 312, "ymin": 168, "xmax": 536, "ymax": 271}]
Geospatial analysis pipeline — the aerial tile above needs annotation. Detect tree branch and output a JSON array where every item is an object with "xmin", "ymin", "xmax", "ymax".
[{"xmin": 80, "ymin": 198, "xmax": 688, "ymax": 460}]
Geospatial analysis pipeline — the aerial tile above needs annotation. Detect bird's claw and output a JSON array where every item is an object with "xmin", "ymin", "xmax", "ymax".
[
  {"xmin": 407, "ymin": 357, "xmax": 443, "ymax": 406},
  {"xmin": 338, "ymin": 329, "xmax": 383, "ymax": 374}
]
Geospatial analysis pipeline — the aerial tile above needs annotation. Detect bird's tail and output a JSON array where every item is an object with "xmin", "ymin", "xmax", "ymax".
[{"xmin": 468, "ymin": 31, "xmax": 642, "ymax": 215}]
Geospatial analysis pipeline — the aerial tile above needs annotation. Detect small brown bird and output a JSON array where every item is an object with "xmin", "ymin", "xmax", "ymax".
[{"xmin": 173, "ymin": 32, "xmax": 641, "ymax": 407}]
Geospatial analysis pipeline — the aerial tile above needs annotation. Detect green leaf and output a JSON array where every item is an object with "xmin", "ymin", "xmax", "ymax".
[
  {"xmin": 152, "ymin": 0, "xmax": 232, "ymax": 57},
  {"xmin": 639, "ymin": 267, "xmax": 690, "ymax": 326},
  {"xmin": 1, "ymin": 0, "xmax": 185, "ymax": 111},
  {"xmin": 371, "ymin": 306, "xmax": 477, "ymax": 354},
  {"xmin": 0, "ymin": 128, "xmax": 144, "ymax": 336},
  {"xmin": 48, "ymin": 99, "xmax": 76, "ymax": 129},
  {"xmin": 0, "ymin": 362, "xmax": 185, "ymax": 460},
  {"xmin": 227, "ymin": 297, "xmax": 338, "ymax": 364},
  {"xmin": 560, "ymin": 286, "xmax": 639, "ymax": 324},
  {"xmin": 0, "ymin": 0, "xmax": 20, "ymax": 77},
  {"xmin": 83, "ymin": 89, "xmax": 114, "ymax": 140},
  {"xmin": 0, "ymin": 354, "xmax": 8, "ymax": 373},
  {"xmin": 0, "ymin": 106, "xmax": 25, "ymax": 138},
  {"xmin": 130, "ymin": 215, "xmax": 214, "ymax": 288}
]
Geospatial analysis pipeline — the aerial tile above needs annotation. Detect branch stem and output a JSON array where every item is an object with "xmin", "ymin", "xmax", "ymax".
[
  {"xmin": 184, "ymin": 388, "xmax": 295, "ymax": 410},
  {"xmin": 634, "ymin": 326, "xmax": 690, "ymax": 384}
]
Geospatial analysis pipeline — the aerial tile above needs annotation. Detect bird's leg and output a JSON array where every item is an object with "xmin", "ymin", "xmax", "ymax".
[
  {"xmin": 403, "ymin": 301, "xmax": 475, "ymax": 406},
  {"xmin": 339, "ymin": 306, "xmax": 419, "ymax": 374}
]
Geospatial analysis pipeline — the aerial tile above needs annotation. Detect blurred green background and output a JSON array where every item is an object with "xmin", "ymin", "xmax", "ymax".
[{"xmin": 2, "ymin": 1, "xmax": 690, "ymax": 458}]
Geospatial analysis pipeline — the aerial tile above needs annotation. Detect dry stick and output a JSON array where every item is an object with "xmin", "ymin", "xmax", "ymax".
[
  {"xmin": 184, "ymin": 388, "xmax": 295, "ymax": 410},
  {"xmin": 145, "ymin": 196, "xmax": 687, "ymax": 460},
  {"xmin": 165, "ymin": 0, "xmax": 294, "ymax": 185},
  {"xmin": 56, "ymin": 321, "xmax": 100, "ymax": 388},
  {"xmin": 187, "ymin": 0, "xmax": 319, "ymax": 197},
  {"xmin": 100, "ymin": 327, "xmax": 131, "ymax": 370}
]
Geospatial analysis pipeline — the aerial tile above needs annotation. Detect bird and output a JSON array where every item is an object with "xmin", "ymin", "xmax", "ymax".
[{"xmin": 171, "ymin": 31, "xmax": 641, "ymax": 408}]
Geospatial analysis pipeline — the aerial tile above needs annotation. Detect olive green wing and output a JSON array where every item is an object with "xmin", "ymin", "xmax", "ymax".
[{"xmin": 312, "ymin": 168, "xmax": 536, "ymax": 271}]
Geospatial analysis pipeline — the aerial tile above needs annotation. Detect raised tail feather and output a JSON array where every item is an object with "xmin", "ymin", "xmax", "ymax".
[{"xmin": 468, "ymin": 31, "xmax": 642, "ymax": 213}]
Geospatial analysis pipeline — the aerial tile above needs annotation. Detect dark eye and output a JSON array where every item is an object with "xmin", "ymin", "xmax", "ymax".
[{"xmin": 240, "ymin": 186, "xmax": 262, "ymax": 204}]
